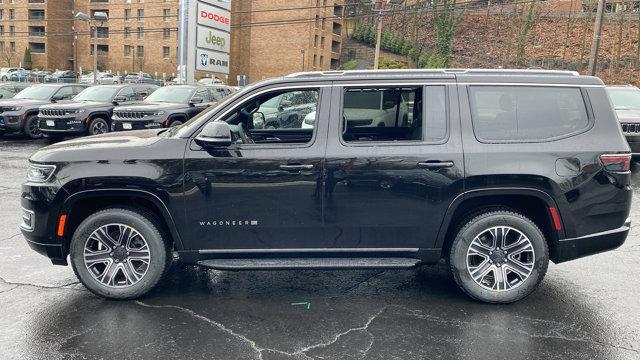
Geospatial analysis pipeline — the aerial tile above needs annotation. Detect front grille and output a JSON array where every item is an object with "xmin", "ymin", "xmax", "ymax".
[
  {"xmin": 621, "ymin": 123, "xmax": 640, "ymax": 134},
  {"xmin": 40, "ymin": 109, "xmax": 80, "ymax": 117},
  {"xmin": 113, "ymin": 110, "xmax": 155, "ymax": 120}
]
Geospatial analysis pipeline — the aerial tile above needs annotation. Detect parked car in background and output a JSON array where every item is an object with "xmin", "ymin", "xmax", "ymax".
[
  {"xmin": 6, "ymin": 68, "xmax": 27, "ymax": 82},
  {"xmin": 0, "ymin": 84, "xmax": 88, "ymax": 139},
  {"xmin": 124, "ymin": 72, "xmax": 161, "ymax": 85},
  {"xmin": 39, "ymin": 84, "xmax": 158, "ymax": 140},
  {"xmin": 32, "ymin": 70, "xmax": 52, "ymax": 83},
  {"xmin": 0, "ymin": 82, "xmax": 30, "ymax": 99},
  {"xmin": 45, "ymin": 70, "xmax": 77, "ymax": 83},
  {"xmin": 607, "ymin": 85, "xmax": 640, "ymax": 157},
  {"xmin": 112, "ymin": 85, "xmax": 215, "ymax": 131},
  {"xmin": 80, "ymin": 72, "xmax": 123, "ymax": 85},
  {"xmin": 254, "ymin": 90, "xmax": 318, "ymax": 129},
  {"xmin": 0, "ymin": 67, "xmax": 18, "ymax": 81},
  {"xmin": 198, "ymin": 77, "xmax": 224, "ymax": 85},
  {"xmin": 205, "ymin": 84, "xmax": 236, "ymax": 102}
]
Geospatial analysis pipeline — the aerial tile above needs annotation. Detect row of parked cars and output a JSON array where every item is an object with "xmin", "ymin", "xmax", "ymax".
[{"xmin": 0, "ymin": 82, "xmax": 236, "ymax": 140}]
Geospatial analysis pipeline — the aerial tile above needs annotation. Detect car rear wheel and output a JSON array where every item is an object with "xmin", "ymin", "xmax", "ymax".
[
  {"xmin": 23, "ymin": 115, "xmax": 42, "ymax": 139},
  {"xmin": 89, "ymin": 117, "xmax": 109, "ymax": 135},
  {"xmin": 70, "ymin": 208, "xmax": 170, "ymax": 299},
  {"xmin": 448, "ymin": 210, "xmax": 549, "ymax": 304}
]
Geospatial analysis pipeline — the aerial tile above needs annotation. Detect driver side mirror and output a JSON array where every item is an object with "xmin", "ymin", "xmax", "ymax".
[
  {"xmin": 51, "ymin": 94, "xmax": 64, "ymax": 102},
  {"xmin": 190, "ymin": 96, "xmax": 204, "ymax": 106},
  {"xmin": 252, "ymin": 112, "xmax": 265, "ymax": 129},
  {"xmin": 112, "ymin": 96, "xmax": 126, "ymax": 104},
  {"xmin": 194, "ymin": 121, "xmax": 232, "ymax": 148}
]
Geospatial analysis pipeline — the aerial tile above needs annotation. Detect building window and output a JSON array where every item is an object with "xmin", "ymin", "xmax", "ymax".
[
  {"xmin": 163, "ymin": 46, "xmax": 170, "ymax": 58},
  {"xmin": 9, "ymin": 9, "xmax": 14, "ymax": 20},
  {"xmin": 124, "ymin": 9, "xmax": 131, "ymax": 21},
  {"xmin": 322, "ymin": 18, "xmax": 326, "ymax": 29},
  {"xmin": 29, "ymin": 43, "xmax": 45, "ymax": 54},
  {"xmin": 313, "ymin": 54, "xmax": 317, "ymax": 67},
  {"xmin": 10, "ymin": 42, "xmax": 15, "ymax": 52},
  {"xmin": 96, "ymin": 27, "xmax": 109, "ymax": 38},
  {"xmin": 0, "ymin": 10, "xmax": 3, "ymax": 20},
  {"xmin": 28, "ymin": 10, "xmax": 45, "ymax": 20},
  {"xmin": 97, "ymin": 44, "xmax": 109, "ymax": 53},
  {"xmin": 163, "ymin": 28, "xmax": 170, "ymax": 39},
  {"xmin": 9, "ymin": 26, "xmax": 15, "ymax": 36},
  {"xmin": 320, "ymin": 56, "xmax": 324, "ymax": 67},
  {"xmin": 136, "ymin": 45, "xmax": 144, "ymax": 57},
  {"xmin": 0, "ymin": 26, "xmax": 4, "ymax": 35},
  {"xmin": 124, "ymin": 27, "xmax": 131, "ymax": 38},
  {"xmin": 137, "ymin": 9, "xmax": 144, "ymax": 21},
  {"xmin": 137, "ymin": 27, "xmax": 144, "ymax": 39},
  {"xmin": 315, "ymin": 15, "xmax": 319, "ymax": 27},
  {"xmin": 163, "ymin": 9, "xmax": 170, "ymax": 21},
  {"xmin": 320, "ymin": 37, "xmax": 325, "ymax": 49},
  {"xmin": 0, "ymin": 42, "xmax": 4, "ymax": 51},
  {"xmin": 29, "ymin": 26, "xmax": 46, "ymax": 37},
  {"xmin": 314, "ymin": 35, "xmax": 318, "ymax": 47},
  {"xmin": 124, "ymin": 45, "xmax": 132, "ymax": 56}
]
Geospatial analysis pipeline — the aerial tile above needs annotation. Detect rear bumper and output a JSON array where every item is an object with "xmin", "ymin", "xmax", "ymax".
[{"xmin": 554, "ymin": 218, "xmax": 630, "ymax": 263}]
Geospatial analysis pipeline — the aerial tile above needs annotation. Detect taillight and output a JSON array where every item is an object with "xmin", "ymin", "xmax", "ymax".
[{"xmin": 600, "ymin": 154, "xmax": 631, "ymax": 172}]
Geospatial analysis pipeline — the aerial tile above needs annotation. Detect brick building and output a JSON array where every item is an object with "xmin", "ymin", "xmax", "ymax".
[
  {"xmin": 0, "ymin": 0, "xmax": 74, "ymax": 71},
  {"xmin": 0, "ymin": 0, "xmax": 344, "ymax": 84}
]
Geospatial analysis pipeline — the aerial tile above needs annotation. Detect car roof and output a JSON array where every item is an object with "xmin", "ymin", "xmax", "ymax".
[{"xmin": 268, "ymin": 69, "xmax": 603, "ymax": 86}]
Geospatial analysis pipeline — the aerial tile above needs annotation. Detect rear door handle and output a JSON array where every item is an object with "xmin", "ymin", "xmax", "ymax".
[
  {"xmin": 279, "ymin": 164, "xmax": 314, "ymax": 171},
  {"xmin": 417, "ymin": 161, "xmax": 454, "ymax": 170}
]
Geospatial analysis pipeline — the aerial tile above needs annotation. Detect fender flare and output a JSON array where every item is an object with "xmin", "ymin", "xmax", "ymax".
[
  {"xmin": 61, "ymin": 188, "xmax": 185, "ymax": 251},
  {"xmin": 434, "ymin": 187, "xmax": 564, "ymax": 249}
]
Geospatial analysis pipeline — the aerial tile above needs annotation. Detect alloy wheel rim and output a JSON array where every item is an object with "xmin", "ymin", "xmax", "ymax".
[
  {"xmin": 466, "ymin": 226, "xmax": 535, "ymax": 292},
  {"xmin": 29, "ymin": 120, "xmax": 40, "ymax": 137},
  {"xmin": 93, "ymin": 121, "xmax": 107, "ymax": 134},
  {"xmin": 83, "ymin": 223, "xmax": 151, "ymax": 288}
]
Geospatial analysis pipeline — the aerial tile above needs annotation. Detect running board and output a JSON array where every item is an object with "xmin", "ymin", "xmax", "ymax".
[{"xmin": 197, "ymin": 257, "xmax": 422, "ymax": 270}]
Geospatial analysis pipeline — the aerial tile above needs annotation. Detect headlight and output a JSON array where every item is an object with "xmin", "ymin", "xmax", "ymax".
[
  {"xmin": 6, "ymin": 106, "xmax": 22, "ymax": 111},
  {"xmin": 153, "ymin": 111, "xmax": 165, "ymax": 116},
  {"xmin": 26, "ymin": 164, "xmax": 56, "ymax": 183}
]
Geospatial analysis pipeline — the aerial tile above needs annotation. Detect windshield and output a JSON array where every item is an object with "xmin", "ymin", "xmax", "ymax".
[
  {"xmin": 14, "ymin": 86, "xmax": 57, "ymax": 100},
  {"xmin": 145, "ymin": 87, "xmax": 194, "ymax": 103},
  {"xmin": 608, "ymin": 88, "xmax": 640, "ymax": 110},
  {"xmin": 74, "ymin": 86, "xmax": 119, "ymax": 102}
]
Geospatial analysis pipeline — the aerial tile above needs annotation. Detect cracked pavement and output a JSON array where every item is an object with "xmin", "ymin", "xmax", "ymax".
[{"xmin": 0, "ymin": 137, "xmax": 639, "ymax": 360}]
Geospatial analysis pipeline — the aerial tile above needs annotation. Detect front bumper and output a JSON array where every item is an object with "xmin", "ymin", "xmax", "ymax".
[
  {"xmin": 0, "ymin": 113, "xmax": 24, "ymax": 132},
  {"xmin": 112, "ymin": 117, "xmax": 164, "ymax": 131},
  {"xmin": 38, "ymin": 116, "xmax": 88, "ymax": 135},
  {"xmin": 20, "ymin": 182, "xmax": 67, "ymax": 265},
  {"xmin": 554, "ymin": 218, "xmax": 630, "ymax": 263}
]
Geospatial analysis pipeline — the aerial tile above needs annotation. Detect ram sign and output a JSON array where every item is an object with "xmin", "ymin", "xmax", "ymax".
[{"xmin": 182, "ymin": 0, "xmax": 231, "ymax": 80}]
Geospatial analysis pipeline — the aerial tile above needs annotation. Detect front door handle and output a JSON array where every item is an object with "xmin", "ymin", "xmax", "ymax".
[
  {"xmin": 279, "ymin": 164, "xmax": 314, "ymax": 171},
  {"xmin": 417, "ymin": 161, "xmax": 454, "ymax": 170}
]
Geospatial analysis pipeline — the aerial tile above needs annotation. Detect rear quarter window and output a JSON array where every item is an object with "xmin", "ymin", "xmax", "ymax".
[{"xmin": 468, "ymin": 86, "xmax": 591, "ymax": 142}]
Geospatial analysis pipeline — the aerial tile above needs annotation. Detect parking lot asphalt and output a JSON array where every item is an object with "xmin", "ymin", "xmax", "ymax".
[{"xmin": 0, "ymin": 136, "xmax": 638, "ymax": 360}]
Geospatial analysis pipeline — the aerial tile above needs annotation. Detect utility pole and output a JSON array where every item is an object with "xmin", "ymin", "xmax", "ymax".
[
  {"xmin": 588, "ymin": 0, "xmax": 606, "ymax": 76},
  {"xmin": 373, "ymin": 13, "xmax": 383, "ymax": 69}
]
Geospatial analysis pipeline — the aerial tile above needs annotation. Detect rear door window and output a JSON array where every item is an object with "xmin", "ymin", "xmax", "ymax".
[{"xmin": 468, "ymin": 86, "xmax": 590, "ymax": 142}]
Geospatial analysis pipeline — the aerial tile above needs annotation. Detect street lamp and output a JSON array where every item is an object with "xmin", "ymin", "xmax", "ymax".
[{"xmin": 75, "ymin": 11, "xmax": 108, "ymax": 84}]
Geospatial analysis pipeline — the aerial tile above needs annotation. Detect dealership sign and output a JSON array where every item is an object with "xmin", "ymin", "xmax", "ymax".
[{"xmin": 182, "ymin": 0, "xmax": 231, "ymax": 81}]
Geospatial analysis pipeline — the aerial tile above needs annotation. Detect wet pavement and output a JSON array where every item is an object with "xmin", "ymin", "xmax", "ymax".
[{"xmin": 0, "ymin": 136, "xmax": 638, "ymax": 360}]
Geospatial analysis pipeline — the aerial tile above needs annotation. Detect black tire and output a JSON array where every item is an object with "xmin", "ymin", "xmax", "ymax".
[
  {"xmin": 23, "ymin": 115, "xmax": 42, "ymax": 139},
  {"xmin": 70, "ymin": 208, "xmax": 171, "ymax": 300},
  {"xmin": 448, "ymin": 210, "xmax": 549, "ymax": 304},
  {"xmin": 168, "ymin": 119, "xmax": 183, "ymax": 127},
  {"xmin": 88, "ymin": 117, "xmax": 109, "ymax": 135}
]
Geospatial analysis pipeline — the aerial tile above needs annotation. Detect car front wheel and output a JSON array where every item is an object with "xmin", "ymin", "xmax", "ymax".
[
  {"xmin": 23, "ymin": 115, "xmax": 42, "ymax": 139},
  {"xmin": 88, "ymin": 117, "xmax": 109, "ymax": 135},
  {"xmin": 448, "ymin": 210, "xmax": 549, "ymax": 304},
  {"xmin": 70, "ymin": 208, "xmax": 170, "ymax": 299}
]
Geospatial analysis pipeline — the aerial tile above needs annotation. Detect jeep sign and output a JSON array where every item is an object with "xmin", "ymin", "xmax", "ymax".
[{"xmin": 197, "ymin": 27, "xmax": 230, "ymax": 53}]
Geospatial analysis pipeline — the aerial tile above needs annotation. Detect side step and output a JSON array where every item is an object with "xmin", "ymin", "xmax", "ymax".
[{"xmin": 197, "ymin": 257, "xmax": 422, "ymax": 271}]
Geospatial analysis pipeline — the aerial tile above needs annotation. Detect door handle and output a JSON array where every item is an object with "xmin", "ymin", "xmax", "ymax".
[
  {"xmin": 279, "ymin": 164, "xmax": 314, "ymax": 171},
  {"xmin": 417, "ymin": 161, "xmax": 454, "ymax": 170}
]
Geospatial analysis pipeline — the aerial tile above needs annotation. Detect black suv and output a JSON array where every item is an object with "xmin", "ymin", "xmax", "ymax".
[
  {"xmin": 38, "ymin": 84, "xmax": 158, "ymax": 139},
  {"xmin": 111, "ymin": 85, "xmax": 219, "ymax": 131},
  {"xmin": 0, "ymin": 84, "xmax": 88, "ymax": 139},
  {"xmin": 20, "ymin": 70, "xmax": 632, "ymax": 303}
]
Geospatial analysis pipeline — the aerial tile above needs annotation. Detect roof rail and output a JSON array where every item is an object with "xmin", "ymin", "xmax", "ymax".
[{"xmin": 285, "ymin": 68, "xmax": 580, "ymax": 78}]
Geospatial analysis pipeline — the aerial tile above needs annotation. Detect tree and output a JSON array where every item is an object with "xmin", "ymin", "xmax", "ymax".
[
  {"xmin": 431, "ymin": 0, "xmax": 465, "ymax": 67},
  {"xmin": 516, "ymin": 0, "xmax": 537, "ymax": 67},
  {"xmin": 22, "ymin": 48, "xmax": 32, "ymax": 70},
  {"xmin": 1, "ymin": 48, "xmax": 16, "ymax": 67}
]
